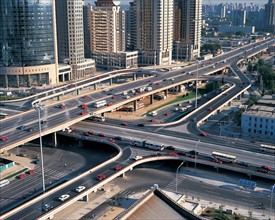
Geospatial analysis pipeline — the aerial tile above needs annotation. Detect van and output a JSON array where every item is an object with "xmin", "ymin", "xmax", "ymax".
[{"xmin": 149, "ymin": 111, "xmax": 158, "ymax": 116}]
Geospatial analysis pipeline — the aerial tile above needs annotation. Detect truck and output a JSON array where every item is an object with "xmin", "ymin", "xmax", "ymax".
[{"xmin": 131, "ymin": 140, "xmax": 165, "ymax": 151}]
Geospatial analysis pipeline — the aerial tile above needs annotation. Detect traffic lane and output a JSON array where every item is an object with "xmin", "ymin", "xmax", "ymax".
[{"xmin": 74, "ymin": 121, "xmax": 275, "ymax": 167}]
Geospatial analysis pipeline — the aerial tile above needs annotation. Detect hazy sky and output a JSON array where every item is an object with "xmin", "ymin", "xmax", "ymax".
[{"xmin": 86, "ymin": 0, "xmax": 266, "ymax": 5}]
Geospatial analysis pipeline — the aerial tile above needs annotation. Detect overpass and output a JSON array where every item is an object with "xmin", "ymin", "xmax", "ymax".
[{"xmin": 0, "ymin": 38, "xmax": 274, "ymax": 153}]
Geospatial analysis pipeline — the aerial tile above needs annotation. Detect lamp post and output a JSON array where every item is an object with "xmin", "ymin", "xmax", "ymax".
[
  {"xmin": 270, "ymin": 184, "xmax": 275, "ymax": 219},
  {"xmin": 33, "ymin": 102, "xmax": 46, "ymax": 193},
  {"xmin": 195, "ymin": 139, "xmax": 200, "ymax": 169},
  {"xmin": 176, "ymin": 162, "xmax": 184, "ymax": 193},
  {"xmin": 195, "ymin": 60, "xmax": 200, "ymax": 109}
]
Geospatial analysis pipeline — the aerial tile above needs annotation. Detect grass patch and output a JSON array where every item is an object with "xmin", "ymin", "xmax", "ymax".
[
  {"xmin": 202, "ymin": 208, "xmax": 257, "ymax": 220},
  {"xmin": 3, "ymin": 168, "xmax": 28, "ymax": 180}
]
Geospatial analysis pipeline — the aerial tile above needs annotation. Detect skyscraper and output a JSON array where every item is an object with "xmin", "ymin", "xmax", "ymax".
[
  {"xmin": 173, "ymin": 0, "xmax": 202, "ymax": 61},
  {"xmin": 128, "ymin": 0, "xmax": 174, "ymax": 66},
  {"xmin": 265, "ymin": 0, "xmax": 275, "ymax": 33},
  {"xmin": 0, "ymin": 0, "xmax": 59, "ymax": 87},
  {"xmin": 231, "ymin": 10, "xmax": 247, "ymax": 26},
  {"xmin": 55, "ymin": 0, "xmax": 95, "ymax": 80}
]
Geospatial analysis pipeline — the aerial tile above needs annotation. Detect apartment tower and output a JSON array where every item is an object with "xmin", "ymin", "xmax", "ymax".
[
  {"xmin": 128, "ymin": 0, "xmax": 174, "ymax": 66},
  {"xmin": 173, "ymin": 0, "xmax": 202, "ymax": 61},
  {"xmin": 265, "ymin": 0, "xmax": 275, "ymax": 33}
]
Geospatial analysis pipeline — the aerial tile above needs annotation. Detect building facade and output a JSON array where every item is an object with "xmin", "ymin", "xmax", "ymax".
[
  {"xmin": 55, "ymin": 0, "xmax": 94, "ymax": 80},
  {"xmin": 173, "ymin": 0, "xmax": 202, "ymax": 61},
  {"xmin": 0, "ymin": 0, "xmax": 59, "ymax": 87},
  {"xmin": 265, "ymin": 0, "xmax": 275, "ymax": 33},
  {"xmin": 128, "ymin": 0, "xmax": 174, "ymax": 66}
]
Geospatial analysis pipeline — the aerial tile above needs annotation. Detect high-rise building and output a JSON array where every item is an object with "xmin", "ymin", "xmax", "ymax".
[
  {"xmin": 127, "ymin": 0, "xmax": 174, "ymax": 66},
  {"xmin": 55, "ymin": 0, "xmax": 95, "ymax": 80},
  {"xmin": 0, "ymin": 0, "xmax": 59, "ymax": 87},
  {"xmin": 265, "ymin": 0, "xmax": 275, "ymax": 33},
  {"xmin": 231, "ymin": 10, "xmax": 246, "ymax": 26},
  {"xmin": 91, "ymin": 0, "xmax": 125, "ymax": 53},
  {"xmin": 173, "ymin": 0, "xmax": 202, "ymax": 61}
]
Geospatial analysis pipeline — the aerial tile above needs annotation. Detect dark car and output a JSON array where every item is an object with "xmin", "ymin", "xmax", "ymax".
[
  {"xmin": 176, "ymin": 150, "xmax": 186, "ymax": 156},
  {"xmin": 137, "ymin": 123, "xmax": 145, "ymax": 127},
  {"xmin": 166, "ymin": 146, "xmax": 175, "ymax": 151},
  {"xmin": 114, "ymin": 136, "xmax": 123, "ymax": 140}
]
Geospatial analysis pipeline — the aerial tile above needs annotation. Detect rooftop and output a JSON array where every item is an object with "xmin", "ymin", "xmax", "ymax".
[{"xmin": 243, "ymin": 104, "xmax": 275, "ymax": 118}]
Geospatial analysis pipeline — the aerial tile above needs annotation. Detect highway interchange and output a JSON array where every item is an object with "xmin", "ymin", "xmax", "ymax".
[{"xmin": 0, "ymin": 37, "xmax": 275, "ymax": 219}]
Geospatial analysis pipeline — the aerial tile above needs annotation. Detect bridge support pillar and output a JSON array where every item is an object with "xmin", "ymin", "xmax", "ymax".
[
  {"xmin": 83, "ymin": 195, "xmax": 89, "ymax": 202},
  {"xmin": 57, "ymin": 96, "xmax": 61, "ymax": 101},
  {"xmin": 129, "ymin": 167, "xmax": 133, "ymax": 171},
  {"xmin": 122, "ymin": 172, "xmax": 125, "ymax": 178},
  {"xmin": 110, "ymin": 78, "xmax": 113, "ymax": 86},
  {"xmin": 215, "ymin": 167, "xmax": 219, "ymax": 173},
  {"xmin": 142, "ymin": 74, "xmax": 145, "ymax": 78},
  {"xmin": 150, "ymin": 95, "xmax": 154, "ymax": 104},
  {"xmin": 133, "ymin": 100, "xmax": 138, "ymax": 112},
  {"xmin": 52, "ymin": 132, "xmax": 57, "ymax": 147},
  {"xmin": 101, "ymin": 112, "xmax": 105, "ymax": 117},
  {"xmin": 133, "ymin": 74, "xmax": 136, "ymax": 81},
  {"xmin": 164, "ymin": 89, "xmax": 168, "ymax": 97},
  {"xmin": 76, "ymin": 89, "xmax": 80, "ymax": 96},
  {"xmin": 94, "ymin": 84, "xmax": 97, "ymax": 90},
  {"xmin": 177, "ymin": 85, "xmax": 181, "ymax": 93},
  {"xmin": 247, "ymin": 174, "xmax": 252, "ymax": 179}
]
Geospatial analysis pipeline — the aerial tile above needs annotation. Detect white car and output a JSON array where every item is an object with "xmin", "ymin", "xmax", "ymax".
[
  {"xmin": 75, "ymin": 186, "xmax": 86, "ymax": 193},
  {"xmin": 149, "ymin": 111, "xmax": 158, "ymax": 116},
  {"xmin": 134, "ymin": 155, "xmax": 143, "ymax": 161},
  {"xmin": 59, "ymin": 194, "xmax": 70, "ymax": 202}
]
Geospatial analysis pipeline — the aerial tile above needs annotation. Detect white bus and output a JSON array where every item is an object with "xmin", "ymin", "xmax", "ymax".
[
  {"xmin": 93, "ymin": 100, "xmax": 107, "ymax": 108},
  {"xmin": 144, "ymin": 142, "xmax": 165, "ymax": 151},
  {"xmin": 260, "ymin": 144, "xmax": 275, "ymax": 153},
  {"xmin": 131, "ymin": 140, "xmax": 144, "ymax": 147},
  {"xmin": 212, "ymin": 151, "xmax": 237, "ymax": 163}
]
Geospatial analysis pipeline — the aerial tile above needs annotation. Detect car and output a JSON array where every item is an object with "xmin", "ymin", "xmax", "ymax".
[
  {"xmin": 88, "ymin": 130, "xmax": 95, "ymax": 135},
  {"xmin": 18, "ymin": 173, "xmax": 26, "ymax": 179},
  {"xmin": 27, "ymin": 128, "xmax": 34, "ymax": 132},
  {"xmin": 18, "ymin": 153, "xmax": 27, "ymax": 157},
  {"xmin": 124, "ymin": 95, "xmax": 130, "ymax": 99},
  {"xmin": 137, "ymin": 123, "xmax": 145, "ymax": 127},
  {"xmin": 108, "ymin": 138, "xmax": 115, "ymax": 143},
  {"xmin": 166, "ymin": 146, "xmax": 175, "ymax": 150},
  {"xmin": 239, "ymin": 161, "xmax": 249, "ymax": 167},
  {"xmin": 1, "ymin": 136, "xmax": 8, "ymax": 141},
  {"xmin": 41, "ymin": 120, "xmax": 47, "ymax": 124},
  {"xmin": 261, "ymin": 165, "xmax": 271, "ymax": 171},
  {"xmin": 188, "ymin": 150, "xmax": 199, "ymax": 158},
  {"xmin": 213, "ymin": 159, "xmax": 223, "ymax": 164},
  {"xmin": 18, "ymin": 125, "xmax": 26, "ymax": 130},
  {"xmin": 82, "ymin": 95, "xmax": 88, "ymax": 99},
  {"xmin": 81, "ymin": 111, "xmax": 87, "ymax": 115},
  {"xmin": 200, "ymin": 132, "xmax": 207, "ymax": 137},
  {"xmin": 28, "ymin": 169, "xmax": 36, "ymax": 174},
  {"xmin": 59, "ymin": 194, "xmax": 70, "ymax": 201},
  {"xmin": 75, "ymin": 186, "xmax": 86, "ymax": 193},
  {"xmin": 165, "ymin": 112, "xmax": 170, "ymax": 116},
  {"xmin": 112, "ymin": 95, "xmax": 117, "ymax": 99},
  {"xmin": 208, "ymin": 107, "xmax": 213, "ymax": 111},
  {"xmin": 115, "ymin": 165, "xmax": 122, "ymax": 171},
  {"xmin": 107, "ymin": 103, "xmax": 113, "ymax": 106},
  {"xmin": 169, "ymin": 152, "xmax": 179, "ymax": 157},
  {"xmin": 149, "ymin": 111, "xmax": 158, "ymax": 116},
  {"xmin": 97, "ymin": 174, "xmax": 106, "ymax": 181},
  {"xmin": 43, "ymin": 204, "xmax": 53, "ymax": 211},
  {"xmin": 34, "ymin": 159, "xmax": 40, "ymax": 164},
  {"xmin": 134, "ymin": 155, "xmax": 143, "ymax": 160},
  {"xmin": 114, "ymin": 136, "xmax": 123, "ymax": 140},
  {"xmin": 121, "ymin": 122, "xmax": 128, "ymax": 126},
  {"xmin": 176, "ymin": 150, "xmax": 186, "ymax": 156},
  {"xmin": 58, "ymin": 104, "xmax": 67, "ymax": 109},
  {"xmin": 258, "ymin": 168, "xmax": 269, "ymax": 174},
  {"xmin": 99, "ymin": 133, "xmax": 107, "ymax": 137}
]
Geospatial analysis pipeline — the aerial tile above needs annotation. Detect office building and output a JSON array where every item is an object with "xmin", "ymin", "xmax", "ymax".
[
  {"xmin": 241, "ymin": 95, "xmax": 275, "ymax": 140},
  {"xmin": 55, "ymin": 0, "xmax": 95, "ymax": 80},
  {"xmin": 85, "ymin": 0, "xmax": 137, "ymax": 70},
  {"xmin": 128, "ymin": 0, "xmax": 174, "ymax": 66},
  {"xmin": 173, "ymin": 0, "xmax": 202, "ymax": 61},
  {"xmin": 0, "ymin": 0, "xmax": 59, "ymax": 87}
]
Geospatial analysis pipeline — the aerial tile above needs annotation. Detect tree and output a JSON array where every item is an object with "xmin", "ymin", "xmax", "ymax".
[{"xmin": 247, "ymin": 62, "xmax": 253, "ymax": 72}]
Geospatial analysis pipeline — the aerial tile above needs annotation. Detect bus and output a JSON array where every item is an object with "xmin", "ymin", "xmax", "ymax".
[
  {"xmin": 260, "ymin": 144, "xmax": 275, "ymax": 153},
  {"xmin": 212, "ymin": 151, "xmax": 237, "ymax": 163},
  {"xmin": 131, "ymin": 140, "xmax": 164, "ymax": 151},
  {"xmin": 0, "ymin": 113, "xmax": 8, "ymax": 119},
  {"xmin": 93, "ymin": 100, "xmax": 107, "ymax": 108}
]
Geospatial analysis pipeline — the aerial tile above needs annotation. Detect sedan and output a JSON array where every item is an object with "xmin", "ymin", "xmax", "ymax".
[
  {"xmin": 108, "ymin": 138, "xmax": 115, "ymax": 143},
  {"xmin": 99, "ymin": 133, "xmax": 107, "ymax": 137},
  {"xmin": 59, "ymin": 194, "xmax": 70, "ymax": 202},
  {"xmin": 121, "ymin": 122, "xmax": 128, "ymax": 126},
  {"xmin": 75, "ymin": 186, "xmax": 86, "ymax": 193}
]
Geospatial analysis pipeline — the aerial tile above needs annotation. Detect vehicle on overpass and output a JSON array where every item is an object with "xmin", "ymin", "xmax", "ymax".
[
  {"xmin": 58, "ymin": 194, "xmax": 70, "ymax": 202},
  {"xmin": 75, "ymin": 186, "xmax": 86, "ymax": 193},
  {"xmin": 211, "ymin": 151, "xmax": 237, "ymax": 163},
  {"xmin": 260, "ymin": 144, "xmax": 275, "ymax": 153},
  {"xmin": 90, "ymin": 115, "xmax": 105, "ymax": 122},
  {"xmin": 93, "ymin": 100, "xmax": 107, "ymax": 108},
  {"xmin": 97, "ymin": 174, "xmax": 106, "ymax": 181},
  {"xmin": 131, "ymin": 140, "xmax": 165, "ymax": 151}
]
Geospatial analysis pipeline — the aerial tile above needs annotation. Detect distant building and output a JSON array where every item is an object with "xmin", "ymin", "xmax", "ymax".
[
  {"xmin": 265, "ymin": 0, "xmax": 275, "ymax": 33},
  {"xmin": 241, "ymin": 95, "xmax": 275, "ymax": 140},
  {"xmin": 55, "ymin": 0, "xmax": 95, "ymax": 81},
  {"xmin": 231, "ymin": 10, "xmax": 246, "ymax": 26},
  {"xmin": 173, "ymin": 0, "xmax": 202, "ymax": 61},
  {"xmin": 217, "ymin": 25, "xmax": 255, "ymax": 34},
  {"xmin": 0, "ymin": 0, "xmax": 59, "ymax": 87}
]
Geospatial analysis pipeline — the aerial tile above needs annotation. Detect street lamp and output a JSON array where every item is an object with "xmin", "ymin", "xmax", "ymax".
[
  {"xmin": 195, "ymin": 60, "xmax": 200, "ymax": 109},
  {"xmin": 270, "ymin": 184, "xmax": 275, "ymax": 219},
  {"xmin": 33, "ymin": 102, "xmax": 46, "ymax": 193},
  {"xmin": 195, "ymin": 139, "xmax": 200, "ymax": 169},
  {"xmin": 176, "ymin": 161, "xmax": 184, "ymax": 193}
]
